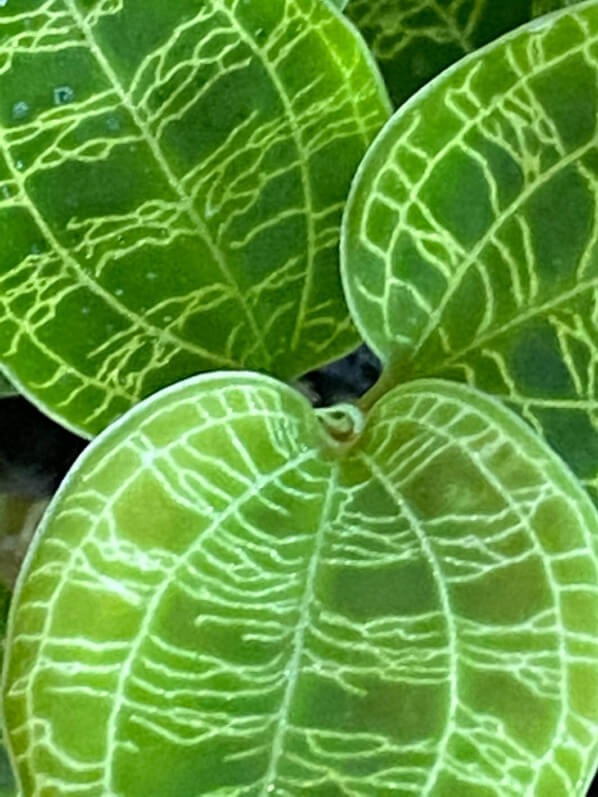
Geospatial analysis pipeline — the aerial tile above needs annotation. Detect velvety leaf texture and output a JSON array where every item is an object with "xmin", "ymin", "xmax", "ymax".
[
  {"xmin": 4, "ymin": 373, "xmax": 598, "ymax": 795},
  {"xmin": 344, "ymin": 0, "xmax": 578, "ymax": 108},
  {"xmin": 343, "ymin": 2, "xmax": 598, "ymax": 504},
  {"xmin": 0, "ymin": 0, "xmax": 389, "ymax": 437}
]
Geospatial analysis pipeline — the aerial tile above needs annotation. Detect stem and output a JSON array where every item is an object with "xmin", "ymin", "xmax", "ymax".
[{"xmin": 357, "ymin": 360, "xmax": 404, "ymax": 413}]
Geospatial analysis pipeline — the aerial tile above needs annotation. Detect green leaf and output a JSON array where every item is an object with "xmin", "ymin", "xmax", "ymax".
[
  {"xmin": 343, "ymin": 2, "xmax": 598, "ymax": 502},
  {"xmin": 344, "ymin": 0, "xmax": 579, "ymax": 108},
  {"xmin": 0, "ymin": 0, "xmax": 389, "ymax": 438},
  {"xmin": 4, "ymin": 373, "xmax": 598, "ymax": 794}
]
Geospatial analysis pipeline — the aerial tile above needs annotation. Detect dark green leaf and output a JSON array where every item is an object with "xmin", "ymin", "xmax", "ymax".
[
  {"xmin": 343, "ymin": 2, "xmax": 598, "ymax": 502},
  {"xmin": 0, "ymin": 0, "xmax": 389, "ymax": 437}
]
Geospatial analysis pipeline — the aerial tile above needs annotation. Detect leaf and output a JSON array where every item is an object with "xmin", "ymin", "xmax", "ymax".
[
  {"xmin": 344, "ymin": 0, "xmax": 578, "ymax": 108},
  {"xmin": 4, "ymin": 372, "xmax": 598, "ymax": 795},
  {"xmin": 0, "ymin": 0, "xmax": 390, "ymax": 438},
  {"xmin": 343, "ymin": 2, "xmax": 598, "ymax": 502}
]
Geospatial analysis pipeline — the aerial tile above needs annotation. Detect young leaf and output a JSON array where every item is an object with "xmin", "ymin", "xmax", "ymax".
[
  {"xmin": 343, "ymin": 2, "xmax": 598, "ymax": 501},
  {"xmin": 0, "ymin": 0, "xmax": 389, "ymax": 438},
  {"xmin": 4, "ymin": 373, "xmax": 598, "ymax": 794}
]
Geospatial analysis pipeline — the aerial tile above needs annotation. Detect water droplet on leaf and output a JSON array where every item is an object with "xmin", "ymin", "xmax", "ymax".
[
  {"xmin": 53, "ymin": 86, "xmax": 74, "ymax": 105},
  {"xmin": 11, "ymin": 100, "xmax": 29, "ymax": 121}
]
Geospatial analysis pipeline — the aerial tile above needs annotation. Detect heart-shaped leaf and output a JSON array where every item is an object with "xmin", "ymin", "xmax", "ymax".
[
  {"xmin": 344, "ymin": 0, "xmax": 548, "ymax": 108},
  {"xmin": 4, "ymin": 373, "xmax": 598, "ymax": 794},
  {"xmin": 0, "ymin": 0, "xmax": 389, "ymax": 438},
  {"xmin": 343, "ymin": 2, "xmax": 598, "ymax": 502}
]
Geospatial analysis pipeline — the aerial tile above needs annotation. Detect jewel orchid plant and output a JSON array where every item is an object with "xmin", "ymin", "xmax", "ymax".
[{"xmin": 2, "ymin": 1, "xmax": 598, "ymax": 795}]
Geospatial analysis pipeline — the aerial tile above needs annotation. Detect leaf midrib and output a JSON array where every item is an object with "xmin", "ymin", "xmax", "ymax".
[
  {"xmin": 403, "ymin": 30, "xmax": 598, "ymax": 359},
  {"xmin": 359, "ymin": 449, "xmax": 459, "ymax": 795},
  {"xmin": 376, "ymin": 390, "xmax": 570, "ymax": 791},
  {"xmin": 212, "ymin": 0, "xmax": 316, "ymax": 353},
  {"xmin": 62, "ymin": 0, "xmax": 272, "ymax": 365},
  {"xmin": 99, "ymin": 446, "xmax": 317, "ymax": 792},
  {"xmin": 259, "ymin": 465, "xmax": 338, "ymax": 794}
]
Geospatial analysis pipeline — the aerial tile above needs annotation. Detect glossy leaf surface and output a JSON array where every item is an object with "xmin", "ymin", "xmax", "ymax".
[
  {"xmin": 4, "ymin": 373, "xmax": 598, "ymax": 795},
  {"xmin": 0, "ymin": 0, "xmax": 389, "ymax": 437},
  {"xmin": 343, "ymin": 3, "xmax": 598, "ymax": 502}
]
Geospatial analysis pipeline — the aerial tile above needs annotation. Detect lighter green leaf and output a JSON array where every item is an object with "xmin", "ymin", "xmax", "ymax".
[
  {"xmin": 343, "ymin": 2, "xmax": 598, "ymax": 502},
  {"xmin": 4, "ymin": 373, "xmax": 598, "ymax": 794},
  {"xmin": 344, "ymin": 0, "xmax": 579, "ymax": 108},
  {"xmin": 0, "ymin": 0, "xmax": 389, "ymax": 438}
]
